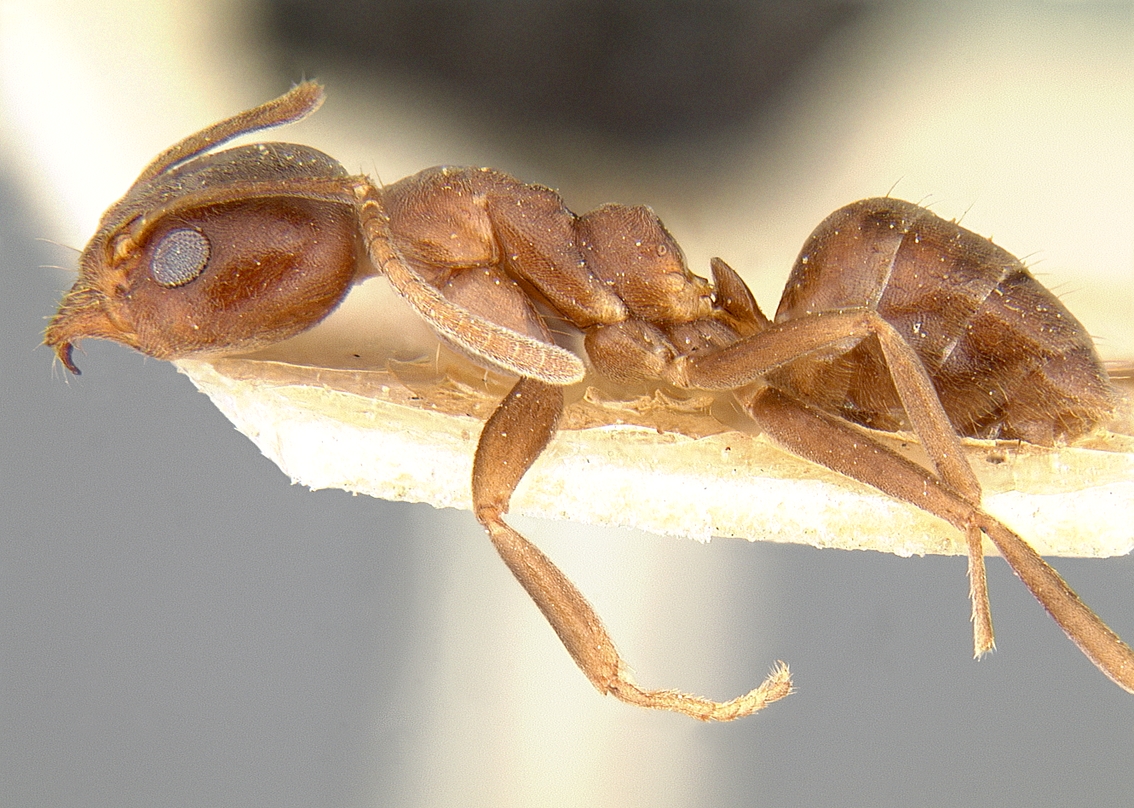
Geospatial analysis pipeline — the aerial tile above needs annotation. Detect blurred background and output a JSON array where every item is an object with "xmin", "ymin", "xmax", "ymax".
[{"xmin": 2, "ymin": 2, "xmax": 1131, "ymax": 806}]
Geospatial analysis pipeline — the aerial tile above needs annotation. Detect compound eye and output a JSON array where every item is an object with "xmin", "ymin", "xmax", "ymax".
[{"xmin": 151, "ymin": 228, "xmax": 210, "ymax": 287}]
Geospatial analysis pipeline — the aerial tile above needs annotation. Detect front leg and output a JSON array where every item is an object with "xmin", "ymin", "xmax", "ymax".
[
  {"xmin": 472, "ymin": 376, "xmax": 792, "ymax": 720},
  {"xmin": 353, "ymin": 181, "xmax": 587, "ymax": 385}
]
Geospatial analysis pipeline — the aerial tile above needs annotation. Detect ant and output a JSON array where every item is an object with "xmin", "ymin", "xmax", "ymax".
[{"xmin": 45, "ymin": 82, "xmax": 1133, "ymax": 720}]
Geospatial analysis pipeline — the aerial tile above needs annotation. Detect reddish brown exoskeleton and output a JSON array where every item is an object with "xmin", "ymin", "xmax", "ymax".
[{"xmin": 45, "ymin": 83, "xmax": 1133, "ymax": 719}]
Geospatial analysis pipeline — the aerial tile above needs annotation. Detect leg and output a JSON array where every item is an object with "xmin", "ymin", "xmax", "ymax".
[
  {"xmin": 746, "ymin": 387, "xmax": 1134, "ymax": 690},
  {"xmin": 975, "ymin": 514, "xmax": 1134, "ymax": 694},
  {"xmin": 472, "ymin": 376, "xmax": 792, "ymax": 720},
  {"xmin": 685, "ymin": 310, "xmax": 979, "ymax": 500},
  {"xmin": 354, "ymin": 182, "xmax": 586, "ymax": 385},
  {"xmin": 685, "ymin": 309, "xmax": 994, "ymax": 652}
]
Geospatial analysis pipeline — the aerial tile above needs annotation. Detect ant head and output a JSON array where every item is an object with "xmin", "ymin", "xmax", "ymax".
[{"xmin": 45, "ymin": 83, "xmax": 362, "ymax": 373}]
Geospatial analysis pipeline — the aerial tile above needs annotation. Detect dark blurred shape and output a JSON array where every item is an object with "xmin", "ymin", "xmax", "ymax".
[{"xmin": 263, "ymin": 0, "xmax": 863, "ymax": 145}]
